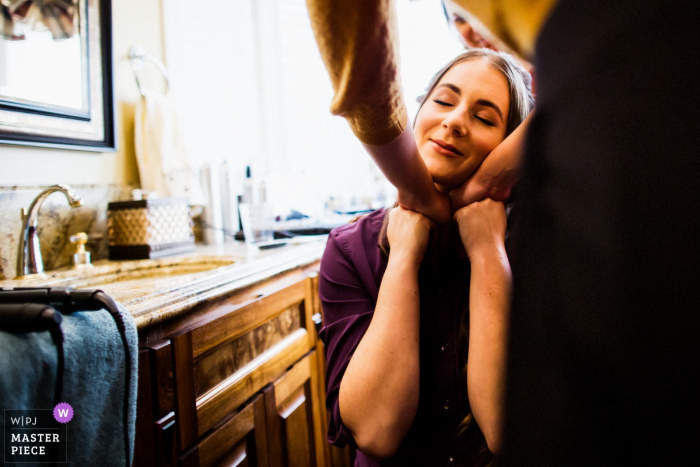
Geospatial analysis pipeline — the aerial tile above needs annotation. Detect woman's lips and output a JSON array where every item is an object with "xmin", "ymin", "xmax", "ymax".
[{"xmin": 429, "ymin": 139, "xmax": 463, "ymax": 157}]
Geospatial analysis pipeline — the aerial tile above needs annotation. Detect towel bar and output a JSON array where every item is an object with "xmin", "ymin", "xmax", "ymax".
[{"xmin": 127, "ymin": 45, "xmax": 170, "ymax": 96}]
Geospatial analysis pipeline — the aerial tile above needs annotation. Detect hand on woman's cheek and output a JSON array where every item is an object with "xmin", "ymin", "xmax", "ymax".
[
  {"xmin": 387, "ymin": 207, "xmax": 436, "ymax": 267},
  {"xmin": 454, "ymin": 199, "xmax": 507, "ymax": 260}
]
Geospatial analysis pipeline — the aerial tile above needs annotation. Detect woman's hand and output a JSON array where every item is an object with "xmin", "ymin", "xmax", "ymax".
[
  {"xmin": 397, "ymin": 185, "xmax": 452, "ymax": 227},
  {"xmin": 387, "ymin": 206, "xmax": 436, "ymax": 267},
  {"xmin": 454, "ymin": 198, "xmax": 507, "ymax": 260},
  {"xmin": 448, "ymin": 162, "xmax": 516, "ymax": 211},
  {"xmin": 449, "ymin": 112, "xmax": 533, "ymax": 211}
]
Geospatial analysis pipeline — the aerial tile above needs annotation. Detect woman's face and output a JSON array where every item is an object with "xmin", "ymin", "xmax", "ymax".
[
  {"xmin": 414, "ymin": 58, "xmax": 510, "ymax": 191},
  {"xmin": 452, "ymin": 14, "xmax": 494, "ymax": 49}
]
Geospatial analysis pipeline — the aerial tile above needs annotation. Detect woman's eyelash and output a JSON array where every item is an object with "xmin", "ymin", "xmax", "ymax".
[
  {"xmin": 476, "ymin": 116, "xmax": 495, "ymax": 126},
  {"xmin": 433, "ymin": 99, "xmax": 451, "ymax": 107}
]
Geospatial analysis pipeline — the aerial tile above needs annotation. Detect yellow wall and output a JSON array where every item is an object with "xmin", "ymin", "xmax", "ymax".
[{"xmin": 0, "ymin": 0, "xmax": 165, "ymax": 186}]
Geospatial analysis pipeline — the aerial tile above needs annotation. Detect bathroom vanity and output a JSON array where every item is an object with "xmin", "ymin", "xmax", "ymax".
[
  {"xmin": 5, "ymin": 238, "xmax": 353, "ymax": 467},
  {"xmin": 123, "ymin": 240, "xmax": 353, "ymax": 467}
]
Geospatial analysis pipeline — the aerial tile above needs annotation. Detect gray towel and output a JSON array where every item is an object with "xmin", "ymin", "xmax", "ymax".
[{"xmin": 0, "ymin": 304, "xmax": 138, "ymax": 466}]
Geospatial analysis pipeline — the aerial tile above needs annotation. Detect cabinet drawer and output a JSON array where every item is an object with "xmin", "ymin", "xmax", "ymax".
[{"xmin": 167, "ymin": 272, "xmax": 318, "ymax": 452}]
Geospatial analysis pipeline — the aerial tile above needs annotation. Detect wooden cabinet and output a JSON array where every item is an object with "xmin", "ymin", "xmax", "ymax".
[
  {"xmin": 263, "ymin": 351, "xmax": 325, "ymax": 467},
  {"xmin": 179, "ymin": 393, "xmax": 269, "ymax": 467},
  {"xmin": 133, "ymin": 263, "xmax": 347, "ymax": 467}
]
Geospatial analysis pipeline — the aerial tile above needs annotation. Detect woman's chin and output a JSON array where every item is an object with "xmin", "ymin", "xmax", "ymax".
[
  {"xmin": 425, "ymin": 160, "xmax": 473, "ymax": 190},
  {"xmin": 431, "ymin": 171, "xmax": 469, "ymax": 192}
]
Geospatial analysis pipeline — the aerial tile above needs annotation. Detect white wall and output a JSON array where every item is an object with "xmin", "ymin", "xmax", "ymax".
[
  {"xmin": 160, "ymin": 0, "xmax": 464, "ymax": 218},
  {"xmin": 0, "ymin": 0, "xmax": 464, "ymax": 209},
  {"xmin": 0, "ymin": 0, "xmax": 166, "ymax": 186}
]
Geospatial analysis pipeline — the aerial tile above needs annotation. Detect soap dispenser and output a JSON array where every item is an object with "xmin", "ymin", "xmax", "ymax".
[{"xmin": 70, "ymin": 232, "xmax": 93, "ymax": 268}]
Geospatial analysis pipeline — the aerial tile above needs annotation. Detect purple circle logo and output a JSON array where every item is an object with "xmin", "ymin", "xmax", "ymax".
[{"xmin": 53, "ymin": 403, "xmax": 74, "ymax": 423}]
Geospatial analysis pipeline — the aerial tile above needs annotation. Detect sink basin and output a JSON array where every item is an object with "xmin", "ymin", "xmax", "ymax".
[{"xmin": 13, "ymin": 256, "xmax": 237, "ymax": 288}]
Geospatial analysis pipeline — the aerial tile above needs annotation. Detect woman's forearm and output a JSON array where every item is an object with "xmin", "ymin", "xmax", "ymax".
[
  {"xmin": 339, "ymin": 251, "xmax": 422, "ymax": 458},
  {"xmin": 466, "ymin": 245, "xmax": 511, "ymax": 454},
  {"xmin": 363, "ymin": 126, "xmax": 451, "ymax": 225}
]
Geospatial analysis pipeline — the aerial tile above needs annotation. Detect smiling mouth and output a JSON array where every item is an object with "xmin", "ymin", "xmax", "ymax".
[{"xmin": 429, "ymin": 139, "xmax": 463, "ymax": 157}]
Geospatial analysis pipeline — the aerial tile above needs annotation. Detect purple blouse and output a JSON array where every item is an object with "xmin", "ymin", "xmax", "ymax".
[{"xmin": 318, "ymin": 208, "xmax": 492, "ymax": 467}]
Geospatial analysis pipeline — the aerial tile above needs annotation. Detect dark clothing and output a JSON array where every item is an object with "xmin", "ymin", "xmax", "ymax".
[
  {"xmin": 318, "ymin": 208, "xmax": 490, "ymax": 467},
  {"xmin": 502, "ymin": 0, "xmax": 700, "ymax": 465}
]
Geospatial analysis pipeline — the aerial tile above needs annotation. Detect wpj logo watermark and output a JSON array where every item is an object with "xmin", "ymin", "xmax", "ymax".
[{"xmin": 3, "ymin": 404, "xmax": 72, "ymax": 464}]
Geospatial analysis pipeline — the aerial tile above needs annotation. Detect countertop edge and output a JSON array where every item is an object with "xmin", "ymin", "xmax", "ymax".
[{"xmin": 131, "ymin": 247, "xmax": 324, "ymax": 330}]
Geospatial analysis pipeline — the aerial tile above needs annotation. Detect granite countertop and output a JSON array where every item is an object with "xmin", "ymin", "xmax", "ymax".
[{"xmin": 2, "ymin": 238, "xmax": 327, "ymax": 330}]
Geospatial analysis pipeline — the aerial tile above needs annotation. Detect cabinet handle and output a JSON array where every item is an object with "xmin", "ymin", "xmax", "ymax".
[{"xmin": 311, "ymin": 313, "xmax": 323, "ymax": 334}]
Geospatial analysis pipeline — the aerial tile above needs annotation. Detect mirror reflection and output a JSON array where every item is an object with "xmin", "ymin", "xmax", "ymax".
[{"xmin": 0, "ymin": 0, "xmax": 86, "ymax": 112}]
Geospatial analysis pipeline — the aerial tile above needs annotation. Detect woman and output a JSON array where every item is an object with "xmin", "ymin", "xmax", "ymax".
[{"xmin": 319, "ymin": 49, "xmax": 533, "ymax": 467}]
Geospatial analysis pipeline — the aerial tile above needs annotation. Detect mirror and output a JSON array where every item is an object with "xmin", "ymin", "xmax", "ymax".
[{"xmin": 0, "ymin": 0, "xmax": 115, "ymax": 151}]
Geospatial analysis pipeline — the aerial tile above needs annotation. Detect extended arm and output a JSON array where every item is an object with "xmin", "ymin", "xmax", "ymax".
[
  {"xmin": 339, "ymin": 207, "xmax": 433, "ymax": 458},
  {"xmin": 454, "ymin": 199, "xmax": 511, "ymax": 453},
  {"xmin": 306, "ymin": 0, "xmax": 450, "ymax": 225}
]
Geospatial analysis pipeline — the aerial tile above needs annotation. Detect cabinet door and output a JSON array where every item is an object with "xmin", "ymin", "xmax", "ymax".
[
  {"xmin": 178, "ymin": 393, "xmax": 269, "ymax": 467},
  {"xmin": 166, "ymin": 273, "xmax": 316, "ymax": 454},
  {"xmin": 309, "ymin": 272, "xmax": 355, "ymax": 467},
  {"xmin": 264, "ymin": 350, "xmax": 326, "ymax": 467}
]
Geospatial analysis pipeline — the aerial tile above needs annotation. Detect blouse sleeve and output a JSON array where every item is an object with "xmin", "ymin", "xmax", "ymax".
[
  {"xmin": 318, "ymin": 230, "xmax": 377, "ymax": 447},
  {"xmin": 305, "ymin": 0, "xmax": 407, "ymax": 146}
]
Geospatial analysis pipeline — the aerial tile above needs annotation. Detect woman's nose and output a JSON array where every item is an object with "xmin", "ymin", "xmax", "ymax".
[{"xmin": 442, "ymin": 111, "xmax": 467, "ymax": 137}]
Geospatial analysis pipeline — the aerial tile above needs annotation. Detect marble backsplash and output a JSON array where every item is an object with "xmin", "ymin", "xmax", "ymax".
[{"xmin": 0, "ymin": 184, "xmax": 135, "ymax": 280}]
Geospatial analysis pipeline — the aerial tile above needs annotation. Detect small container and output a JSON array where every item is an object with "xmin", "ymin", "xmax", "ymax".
[
  {"xmin": 70, "ymin": 232, "xmax": 93, "ymax": 268},
  {"xmin": 238, "ymin": 202, "xmax": 273, "ymax": 250},
  {"xmin": 107, "ymin": 197, "xmax": 194, "ymax": 260}
]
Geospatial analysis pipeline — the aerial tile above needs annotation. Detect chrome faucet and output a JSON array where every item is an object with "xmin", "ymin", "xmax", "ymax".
[{"xmin": 16, "ymin": 184, "xmax": 83, "ymax": 278}]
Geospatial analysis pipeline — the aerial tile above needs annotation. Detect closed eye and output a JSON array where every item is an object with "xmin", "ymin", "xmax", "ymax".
[
  {"xmin": 476, "ymin": 116, "xmax": 495, "ymax": 127},
  {"xmin": 433, "ymin": 99, "xmax": 453, "ymax": 107}
]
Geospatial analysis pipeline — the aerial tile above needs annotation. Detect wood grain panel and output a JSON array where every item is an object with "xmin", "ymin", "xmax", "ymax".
[
  {"xmin": 273, "ymin": 353, "xmax": 311, "ymax": 408},
  {"xmin": 213, "ymin": 442, "xmax": 247, "ymax": 467},
  {"xmin": 196, "ymin": 329, "xmax": 310, "ymax": 437},
  {"xmin": 134, "ymin": 349, "xmax": 156, "ymax": 467},
  {"xmin": 262, "ymin": 384, "xmax": 282, "ymax": 467},
  {"xmin": 309, "ymin": 273, "xmax": 332, "ymax": 467},
  {"xmin": 150, "ymin": 339, "xmax": 174, "ymax": 419},
  {"xmin": 178, "ymin": 394, "xmax": 268, "ymax": 467},
  {"xmin": 252, "ymin": 391, "xmax": 269, "ymax": 467},
  {"xmin": 163, "ymin": 269, "xmax": 314, "ymax": 339},
  {"xmin": 303, "ymin": 276, "xmax": 317, "ymax": 350},
  {"xmin": 191, "ymin": 280, "xmax": 308, "ymax": 358},
  {"xmin": 198, "ymin": 406, "xmax": 253, "ymax": 467},
  {"xmin": 154, "ymin": 413, "xmax": 177, "ymax": 467},
  {"xmin": 171, "ymin": 332, "xmax": 198, "ymax": 451},
  {"xmin": 268, "ymin": 352, "xmax": 321, "ymax": 467},
  {"xmin": 308, "ymin": 351, "xmax": 328, "ymax": 467},
  {"xmin": 193, "ymin": 307, "xmax": 301, "ymax": 398},
  {"xmin": 279, "ymin": 387, "xmax": 313, "ymax": 467}
]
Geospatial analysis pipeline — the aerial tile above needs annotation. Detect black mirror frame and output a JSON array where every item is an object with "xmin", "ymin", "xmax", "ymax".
[{"xmin": 0, "ymin": 0, "xmax": 116, "ymax": 152}]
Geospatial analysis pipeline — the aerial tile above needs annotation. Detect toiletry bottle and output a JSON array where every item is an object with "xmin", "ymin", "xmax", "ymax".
[
  {"xmin": 242, "ymin": 166, "xmax": 254, "ymax": 204},
  {"xmin": 258, "ymin": 178, "xmax": 267, "ymax": 204},
  {"xmin": 219, "ymin": 160, "xmax": 235, "ymax": 242}
]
